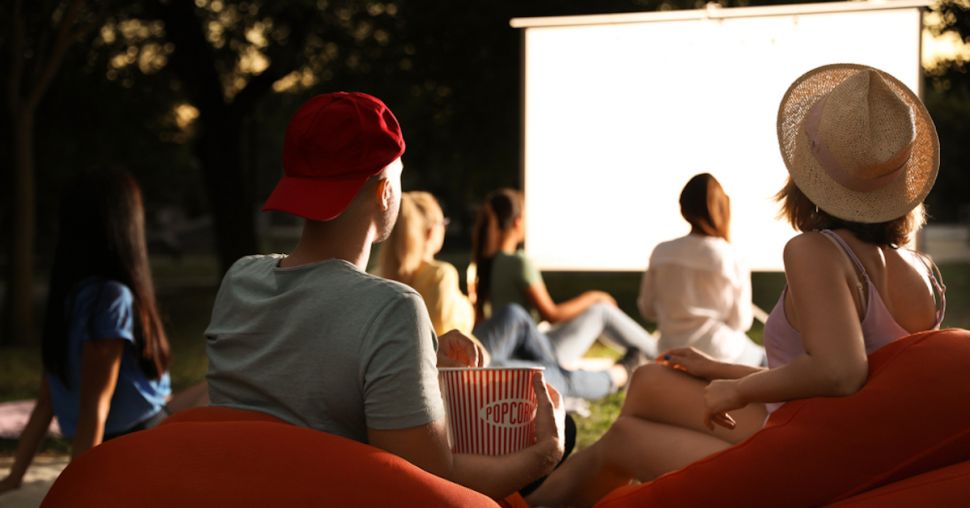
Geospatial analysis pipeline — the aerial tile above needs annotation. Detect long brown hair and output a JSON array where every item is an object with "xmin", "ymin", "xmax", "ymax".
[
  {"xmin": 42, "ymin": 170, "xmax": 170, "ymax": 386},
  {"xmin": 776, "ymin": 177, "xmax": 924, "ymax": 248},
  {"xmin": 680, "ymin": 173, "xmax": 731, "ymax": 241},
  {"xmin": 379, "ymin": 192, "xmax": 444, "ymax": 286},
  {"xmin": 471, "ymin": 188, "xmax": 523, "ymax": 319}
]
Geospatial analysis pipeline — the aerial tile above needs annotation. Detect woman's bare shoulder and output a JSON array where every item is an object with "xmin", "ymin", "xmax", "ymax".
[{"xmin": 782, "ymin": 231, "xmax": 843, "ymax": 267}]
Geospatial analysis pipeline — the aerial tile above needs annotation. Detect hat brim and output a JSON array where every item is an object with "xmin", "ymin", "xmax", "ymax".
[
  {"xmin": 262, "ymin": 174, "xmax": 370, "ymax": 221},
  {"xmin": 777, "ymin": 64, "xmax": 939, "ymax": 224}
]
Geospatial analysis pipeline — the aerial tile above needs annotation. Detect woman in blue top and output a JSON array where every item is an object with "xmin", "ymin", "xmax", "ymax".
[{"xmin": 0, "ymin": 171, "xmax": 171, "ymax": 494}]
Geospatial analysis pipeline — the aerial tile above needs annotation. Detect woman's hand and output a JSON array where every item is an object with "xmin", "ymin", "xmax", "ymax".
[
  {"xmin": 703, "ymin": 379, "xmax": 745, "ymax": 431},
  {"xmin": 658, "ymin": 347, "xmax": 724, "ymax": 380},
  {"xmin": 0, "ymin": 475, "xmax": 22, "ymax": 495},
  {"xmin": 586, "ymin": 291, "xmax": 617, "ymax": 307},
  {"xmin": 437, "ymin": 330, "xmax": 486, "ymax": 368}
]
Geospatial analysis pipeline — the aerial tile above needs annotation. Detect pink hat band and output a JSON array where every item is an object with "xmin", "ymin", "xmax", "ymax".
[{"xmin": 802, "ymin": 93, "xmax": 914, "ymax": 194}]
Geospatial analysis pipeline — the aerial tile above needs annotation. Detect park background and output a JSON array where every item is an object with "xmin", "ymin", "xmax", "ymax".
[{"xmin": 1, "ymin": 0, "xmax": 969, "ymax": 457}]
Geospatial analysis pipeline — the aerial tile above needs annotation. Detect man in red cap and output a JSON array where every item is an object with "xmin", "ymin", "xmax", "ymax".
[{"xmin": 204, "ymin": 92, "xmax": 563, "ymax": 498}]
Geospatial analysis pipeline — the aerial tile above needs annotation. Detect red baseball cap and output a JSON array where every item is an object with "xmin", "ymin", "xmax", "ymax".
[{"xmin": 262, "ymin": 92, "xmax": 406, "ymax": 221}]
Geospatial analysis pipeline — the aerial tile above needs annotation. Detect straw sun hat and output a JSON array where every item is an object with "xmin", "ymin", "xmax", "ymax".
[{"xmin": 777, "ymin": 64, "xmax": 939, "ymax": 224}]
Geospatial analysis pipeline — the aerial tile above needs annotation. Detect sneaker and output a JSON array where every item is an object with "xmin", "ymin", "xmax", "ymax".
[{"xmin": 617, "ymin": 348, "xmax": 647, "ymax": 381}]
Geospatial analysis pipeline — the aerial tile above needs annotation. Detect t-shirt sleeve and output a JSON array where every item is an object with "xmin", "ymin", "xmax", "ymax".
[
  {"xmin": 359, "ymin": 291, "xmax": 445, "ymax": 431},
  {"xmin": 87, "ymin": 281, "xmax": 135, "ymax": 343},
  {"xmin": 519, "ymin": 252, "xmax": 544, "ymax": 287}
]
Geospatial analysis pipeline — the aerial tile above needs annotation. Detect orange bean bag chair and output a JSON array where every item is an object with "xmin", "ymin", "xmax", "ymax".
[
  {"xmin": 596, "ymin": 328, "xmax": 970, "ymax": 508},
  {"xmin": 42, "ymin": 406, "xmax": 527, "ymax": 507}
]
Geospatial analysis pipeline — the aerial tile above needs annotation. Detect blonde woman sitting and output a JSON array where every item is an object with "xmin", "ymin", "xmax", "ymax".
[
  {"xmin": 380, "ymin": 192, "xmax": 629, "ymax": 400},
  {"xmin": 379, "ymin": 192, "xmax": 481, "ymax": 346}
]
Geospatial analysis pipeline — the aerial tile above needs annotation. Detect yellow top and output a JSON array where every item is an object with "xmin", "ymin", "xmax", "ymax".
[{"xmin": 411, "ymin": 260, "xmax": 490, "ymax": 365}]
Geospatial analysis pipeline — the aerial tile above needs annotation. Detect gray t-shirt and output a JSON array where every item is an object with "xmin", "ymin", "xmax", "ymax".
[{"xmin": 205, "ymin": 255, "xmax": 444, "ymax": 443}]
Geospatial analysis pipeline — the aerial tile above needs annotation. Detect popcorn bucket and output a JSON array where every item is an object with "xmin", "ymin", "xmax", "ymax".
[{"xmin": 438, "ymin": 367, "xmax": 544, "ymax": 455}]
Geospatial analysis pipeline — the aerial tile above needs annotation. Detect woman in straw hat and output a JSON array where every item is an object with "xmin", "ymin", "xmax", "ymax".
[{"xmin": 526, "ymin": 64, "xmax": 947, "ymax": 507}]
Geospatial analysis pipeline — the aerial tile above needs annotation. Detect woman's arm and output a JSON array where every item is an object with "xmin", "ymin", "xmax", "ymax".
[
  {"xmin": 0, "ymin": 378, "xmax": 54, "ymax": 494},
  {"xmin": 661, "ymin": 347, "xmax": 765, "ymax": 380},
  {"xmin": 367, "ymin": 375, "xmax": 563, "ymax": 499},
  {"xmin": 704, "ymin": 234, "xmax": 869, "ymax": 425},
  {"xmin": 525, "ymin": 281, "xmax": 615, "ymax": 324},
  {"xmin": 72, "ymin": 339, "xmax": 125, "ymax": 458}
]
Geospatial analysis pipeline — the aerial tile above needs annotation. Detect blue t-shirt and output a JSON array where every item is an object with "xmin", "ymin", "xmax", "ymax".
[{"xmin": 46, "ymin": 278, "xmax": 171, "ymax": 438}]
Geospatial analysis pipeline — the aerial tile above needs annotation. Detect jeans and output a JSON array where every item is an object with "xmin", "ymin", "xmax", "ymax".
[
  {"xmin": 473, "ymin": 304, "xmax": 614, "ymax": 400},
  {"xmin": 547, "ymin": 302, "xmax": 658, "ymax": 366}
]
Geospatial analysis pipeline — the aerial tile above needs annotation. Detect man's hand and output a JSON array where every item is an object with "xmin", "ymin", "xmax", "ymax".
[
  {"xmin": 532, "ymin": 373, "xmax": 565, "ymax": 473},
  {"xmin": 437, "ymin": 330, "xmax": 486, "ymax": 368}
]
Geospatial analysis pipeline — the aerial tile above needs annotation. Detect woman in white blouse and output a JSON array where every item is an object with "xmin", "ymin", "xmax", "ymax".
[{"xmin": 638, "ymin": 173, "xmax": 765, "ymax": 366}]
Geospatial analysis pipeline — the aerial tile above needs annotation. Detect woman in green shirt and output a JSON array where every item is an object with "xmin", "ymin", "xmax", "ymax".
[{"xmin": 470, "ymin": 189, "xmax": 657, "ymax": 370}]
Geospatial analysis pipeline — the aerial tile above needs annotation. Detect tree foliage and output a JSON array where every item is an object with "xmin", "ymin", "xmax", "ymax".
[
  {"xmin": 925, "ymin": 0, "xmax": 970, "ymax": 222},
  {"xmin": 2, "ymin": 0, "xmax": 969, "ymax": 343}
]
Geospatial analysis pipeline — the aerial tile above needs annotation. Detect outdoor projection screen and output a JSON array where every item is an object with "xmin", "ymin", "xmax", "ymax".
[{"xmin": 512, "ymin": 1, "xmax": 927, "ymax": 272}]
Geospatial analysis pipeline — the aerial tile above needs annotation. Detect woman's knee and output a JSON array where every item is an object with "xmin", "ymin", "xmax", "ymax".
[
  {"xmin": 628, "ymin": 364, "xmax": 668, "ymax": 395},
  {"xmin": 589, "ymin": 301, "xmax": 613, "ymax": 317},
  {"xmin": 622, "ymin": 364, "xmax": 673, "ymax": 412}
]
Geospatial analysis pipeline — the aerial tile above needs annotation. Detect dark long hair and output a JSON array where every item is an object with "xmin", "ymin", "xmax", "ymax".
[
  {"xmin": 680, "ymin": 173, "xmax": 731, "ymax": 241},
  {"xmin": 42, "ymin": 170, "xmax": 170, "ymax": 386},
  {"xmin": 471, "ymin": 188, "xmax": 523, "ymax": 320}
]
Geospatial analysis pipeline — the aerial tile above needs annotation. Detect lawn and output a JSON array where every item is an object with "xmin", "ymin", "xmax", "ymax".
[{"xmin": 2, "ymin": 257, "xmax": 967, "ymax": 455}]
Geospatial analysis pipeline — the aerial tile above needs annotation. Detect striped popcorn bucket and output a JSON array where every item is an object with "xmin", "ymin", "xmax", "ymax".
[{"xmin": 438, "ymin": 367, "xmax": 544, "ymax": 455}]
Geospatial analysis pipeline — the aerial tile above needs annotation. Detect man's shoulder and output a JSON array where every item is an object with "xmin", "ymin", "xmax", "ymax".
[
  {"xmin": 356, "ymin": 268, "xmax": 424, "ymax": 301},
  {"xmin": 225, "ymin": 254, "xmax": 285, "ymax": 277}
]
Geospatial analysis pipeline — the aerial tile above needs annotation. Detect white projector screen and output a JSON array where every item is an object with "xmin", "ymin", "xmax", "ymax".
[{"xmin": 513, "ymin": 1, "xmax": 926, "ymax": 272}]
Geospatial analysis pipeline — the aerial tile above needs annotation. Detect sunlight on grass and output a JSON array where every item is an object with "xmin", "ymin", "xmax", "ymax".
[{"xmin": 2, "ymin": 259, "xmax": 968, "ymax": 455}]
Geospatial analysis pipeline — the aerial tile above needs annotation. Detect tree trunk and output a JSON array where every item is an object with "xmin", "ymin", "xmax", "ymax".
[
  {"xmin": 197, "ymin": 111, "xmax": 258, "ymax": 274},
  {"xmin": 4, "ymin": 110, "xmax": 36, "ymax": 346}
]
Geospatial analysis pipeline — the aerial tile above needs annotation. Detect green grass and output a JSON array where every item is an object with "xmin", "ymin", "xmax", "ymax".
[{"xmin": 2, "ymin": 258, "xmax": 968, "ymax": 456}]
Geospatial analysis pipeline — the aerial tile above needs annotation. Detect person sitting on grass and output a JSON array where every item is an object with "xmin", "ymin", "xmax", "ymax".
[
  {"xmin": 638, "ymin": 172, "xmax": 765, "ymax": 367},
  {"xmin": 379, "ymin": 191, "xmax": 632, "ymax": 400},
  {"xmin": 0, "ymin": 171, "xmax": 172, "ymax": 495},
  {"xmin": 526, "ymin": 64, "xmax": 947, "ymax": 507},
  {"xmin": 470, "ymin": 188, "xmax": 657, "ymax": 371},
  {"xmin": 204, "ymin": 92, "xmax": 563, "ymax": 499}
]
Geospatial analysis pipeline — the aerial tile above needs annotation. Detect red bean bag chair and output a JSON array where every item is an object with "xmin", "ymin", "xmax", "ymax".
[
  {"xmin": 827, "ymin": 459, "xmax": 970, "ymax": 507},
  {"xmin": 42, "ymin": 406, "xmax": 527, "ymax": 507},
  {"xmin": 596, "ymin": 328, "xmax": 970, "ymax": 508}
]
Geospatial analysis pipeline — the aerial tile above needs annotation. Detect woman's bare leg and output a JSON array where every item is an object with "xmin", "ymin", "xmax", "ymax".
[
  {"xmin": 620, "ymin": 364, "xmax": 767, "ymax": 442},
  {"xmin": 527, "ymin": 365, "xmax": 766, "ymax": 507}
]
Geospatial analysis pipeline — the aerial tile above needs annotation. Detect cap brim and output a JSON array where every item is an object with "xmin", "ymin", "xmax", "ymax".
[{"xmin": 262, "ymin": 174, "xmax": 370, "ymax": 221}]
